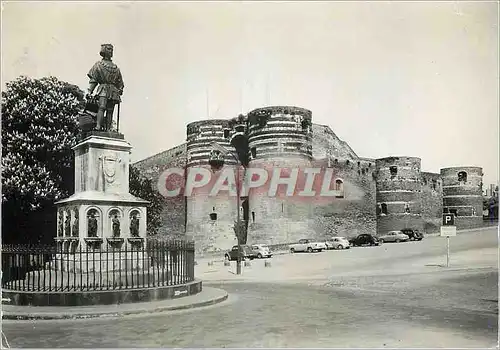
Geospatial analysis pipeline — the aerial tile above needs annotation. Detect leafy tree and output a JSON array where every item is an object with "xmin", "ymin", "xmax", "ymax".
[
  {"xmin": 129, "ymin": 165, "xmax": 164, "ymax": 235},
  {"xmin": 2, "ymin": 76, "xmax": 83, "ymax": 244},
  {"xmin": 233, "ymin": 220, "xmax": 247, "ymax": 244},
  {"xmin": 2, "ymin": 76, "xmax": 83, "ymax": 212},
  {"xmin": 1, "ymin": 76, "xmax": 162, "ymax": 243}
]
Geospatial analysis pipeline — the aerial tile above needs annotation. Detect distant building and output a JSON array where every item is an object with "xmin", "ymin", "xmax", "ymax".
[{"xmin": 134, "ymin": 105, "xmax": 484, "ymax": 254}]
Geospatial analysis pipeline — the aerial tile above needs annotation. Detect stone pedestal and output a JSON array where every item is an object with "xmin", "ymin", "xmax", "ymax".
[
  {"xmin": 54, "ymin": 131, "xmax": 149, "ymax": 271},
  {"xmin": 47, "ymin": 250, "xmax": 145, "ymax": 273}
]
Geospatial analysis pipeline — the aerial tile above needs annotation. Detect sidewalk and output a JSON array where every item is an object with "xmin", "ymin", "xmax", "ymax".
[{"xmin": 1, "ymin": 287, "xmax": 228, "ymax": 321}]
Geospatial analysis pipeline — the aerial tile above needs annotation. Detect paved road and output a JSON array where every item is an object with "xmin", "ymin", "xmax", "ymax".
[
  {"xmin": 2, "ymin": 229, "xmax": 498, "ymax": 348},
  {"xmin": 197, "ymin": 228, "xmax": 498, "ymax": 282}
]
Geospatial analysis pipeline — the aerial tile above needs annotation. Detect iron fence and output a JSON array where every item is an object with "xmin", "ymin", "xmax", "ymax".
[{"xmin": 1, "ymin": 239, "xmax": 195, "ymax": 292}]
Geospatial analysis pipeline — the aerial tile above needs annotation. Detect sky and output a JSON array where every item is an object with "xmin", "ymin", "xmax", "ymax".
[{"xmin": 2, "ymin": 1, "xmax": 499, "ymax": 185}]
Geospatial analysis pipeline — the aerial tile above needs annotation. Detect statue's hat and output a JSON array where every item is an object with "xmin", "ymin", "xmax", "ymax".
[{"xmin": 99, "ymin": 44, "xmax": 114, "ymax": 58}]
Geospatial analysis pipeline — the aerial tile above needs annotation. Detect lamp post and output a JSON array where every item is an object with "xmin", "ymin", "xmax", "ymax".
[{"xmin": 211, "ymin": 142, "xmax": 244, "ymax": 275}]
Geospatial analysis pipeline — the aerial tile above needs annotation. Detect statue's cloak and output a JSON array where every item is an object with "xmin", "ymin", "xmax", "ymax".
[{"xmin": 87, "ymin": 60, "xmax": 124, "ymax": 102}]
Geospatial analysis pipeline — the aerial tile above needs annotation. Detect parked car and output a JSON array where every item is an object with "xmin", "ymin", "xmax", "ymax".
[
  {"xmin": 378, "ymin": 231, "xmax": 409, "ymax": 243},
  {"xmin": 401, "ymin": 229, "xmax": 424, "ymax": 241},
  {"xmin": 251, "ymin": 244, "xmax": 273, "ymax": 259},
  {"xmin": 325, "ymin": 237, "xmax": 351, "ymax": 250},
  {"xmin": 349, "ymin": 234, "xmax": 381, "ymax": 247},
  {"xmin": 289, "ymin": 239, "xmax": 327, "ymax": 253},
  {"xmin": 224, "ymin": 245, "xmax": 257, "ymax": 261}
]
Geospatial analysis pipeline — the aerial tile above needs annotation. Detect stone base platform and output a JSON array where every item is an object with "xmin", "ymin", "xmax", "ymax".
[
  {"xmin": 21, "ymin": 270, "xmax": 182, "ymax": 290},
  {"xmin": 1, "ymin": 286, "xmax": 228, "ymax": 320},
  {"xmin": 2, "ymin": 279, "xmax": 202, "ymax": 307},
  {"xmin": 46, "ymin": 251, "xmax": 146, "ymax": 272}
]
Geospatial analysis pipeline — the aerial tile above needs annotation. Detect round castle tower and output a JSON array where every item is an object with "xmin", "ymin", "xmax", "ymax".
[
  {"xmin": 185, "ymin": 119, "xmax": 239, "ymax": 254},
  {"xmin": 246, "ymin": 106, "xmax": 315, "ymax": 245},
  {"xmin": 375, "ymin": 156, "xmax": 423, "ymax": 234},
  {"xmin": 440, "ymin": 166, "xmax": 483, "ymax": 229}
]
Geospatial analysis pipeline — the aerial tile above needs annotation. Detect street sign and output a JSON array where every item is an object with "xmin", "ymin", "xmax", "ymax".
[
  {"xmin": 440, "ymin": 223, "xmax": 456, "ymax": 268},
  {"xmin": 442, "ymin": 213, "xmax": 455, "ymax": 226},
  {"xmin": 440, "ymin": 226, "xmax": 457, "ymax": 237}
]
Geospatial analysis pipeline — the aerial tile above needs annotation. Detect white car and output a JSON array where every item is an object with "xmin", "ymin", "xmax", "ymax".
[
  {"xmin": 325, "ymin": 236, "xmax": 351, "ymax": 250},
  {"xmin": 289, "ymin": 239, "xmax": 327, "ymax": 253},
  {"xmin": 378, "ymin": 231, "xmax": 410, "ymax": 243},
  {"xmin": 251, "ymin": 244, "xmax": 272, "ymax": 259}
]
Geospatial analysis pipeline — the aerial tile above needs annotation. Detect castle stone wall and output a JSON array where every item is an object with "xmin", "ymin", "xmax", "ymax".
[
  {"xmin": 246, "ymin": 106, "xmax": 315, "ymax": 245},
  {"xmin": 375, "ymin": 156, "xmax": 423, "ymax": 234},
  {"xmin": 420, "ymin": 172, "xmax": 443, "ymax": 233},
  {"xmin": 133, "ymin": 106, "xmax": 487, "ymax": 252}
]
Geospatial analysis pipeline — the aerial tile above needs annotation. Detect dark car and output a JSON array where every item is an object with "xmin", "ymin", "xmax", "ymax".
[
  {"xmin": 224, "ymin": 245, "xmax": 257, "ymax": 261},
  {"xmin": 349, "ymin": 234, "xmax": 381, "ymax": 247},
  {"xmin": 401, "ymin": 229, "xmax": 424, "ymax": 241}
]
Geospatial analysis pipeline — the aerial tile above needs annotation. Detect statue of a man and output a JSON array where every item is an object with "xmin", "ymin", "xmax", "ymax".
[
  {"xmin": 64, "ymin": 211, "xmax": 71, "ymax": 236},
  {"xmin": 58, "ymin": 210, "xmax": 63, "ymax": 236},
  {"xmin": 72, "ymin": 210, "xmax": 79, "ymax": 237},
  {"xmin": 88, "ymin": 212, "xmax": 98, "ymax": 237},
  {"xmin": 130, "ymin": 213, "xmax": 140, "ymax": 237},
  {"xmin": 112, "ymin": 214, "xmax": 121, "ymax": 237},
  {"xmin": 86, "ymin": 44, "xmax": 124, "ymax": 131}
]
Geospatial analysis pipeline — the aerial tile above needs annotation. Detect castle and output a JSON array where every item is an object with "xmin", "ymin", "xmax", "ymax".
[{"xmin": 134, "ymin": 106, "xmax": 484, "ymax": 254}]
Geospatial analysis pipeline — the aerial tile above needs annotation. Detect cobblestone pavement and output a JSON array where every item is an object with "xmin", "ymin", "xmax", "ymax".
[{"xmin": 2, "ymin": 228, "xmax": 498, "ymax": 348}]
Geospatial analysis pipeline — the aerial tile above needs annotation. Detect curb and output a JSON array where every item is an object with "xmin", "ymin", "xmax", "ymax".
[
  {"xmin": 201, "ymin": 266, "xmax": 498, "ymax": 285},
  {"xmin": 2, "ymin": 289, "xmax": 228, "ymax": 321}
]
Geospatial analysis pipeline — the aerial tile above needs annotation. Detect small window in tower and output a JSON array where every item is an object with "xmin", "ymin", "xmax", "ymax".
[
  {"xmin": 404, "ymin": 203, "xmax": 410, "ymax": 213},
  {"xmin": 252, "ymin": 211, "xmax": 255, "ymax": 223},
  {"xmin": 213, "ymin": 207, "xmax": 215, "ymax": 211},
  {"xmin": 358, "ymin": 170, "xmax": 361, "ymax": 175},
  {"xmin": 251, "ymin": 147, "xmax": 257, "ymax": 158},
  {"xmin": 368, "ymin": 163, "xmax": 371, "ymax": 167},
  {"xmin": 357, "ymin": 161, "xmax": 360, "ymax": 167},
  {"xmin": 390, "ymin": 166, "xmax": 398, "ymax": 176},
  {"xmin": 381, "ymin": 203, "xmax": 388, "ymax": 215},
  {"xmin": 209, "ymin": 213, "xmax": 217, "ymax": 221},
  {"xmin": 223, "ymin": 129, "xmax": 230, "ymax": 138},
  {"xmin": 334, "ymin": 159, "xmax": 338, "ymax": 164},
  {"xmin": 458, "ymin": 171, "xmax": 467, "ymax": 184},
  {"xmin": 281, "ymin": 203, "xmax": 284, "ymax": 213},
  {"xmin": 335, "ymin": 179, "xmax": 343, "ymax": 191},
  {"xmin": 346, "ymin": 160, "xmax": 350, "ymax": 166},
  {"xmin": 432, "ymin": 180, "xmax": 437, "ymax": 190}
]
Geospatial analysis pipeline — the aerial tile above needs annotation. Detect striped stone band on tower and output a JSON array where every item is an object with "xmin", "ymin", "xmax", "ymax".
[{"xmin": 375, "ymin": 156, "xmax": 423, "ymax": 235}]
